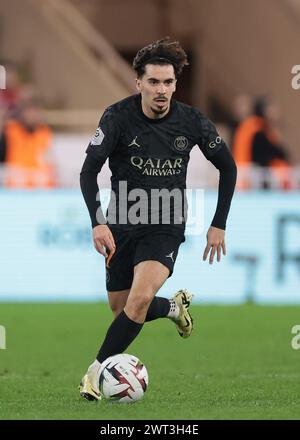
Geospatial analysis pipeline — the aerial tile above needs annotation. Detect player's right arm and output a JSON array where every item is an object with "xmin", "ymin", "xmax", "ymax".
[{"xmin": 80, "ymin": 107, "xmax": 120, "ymax": 256}]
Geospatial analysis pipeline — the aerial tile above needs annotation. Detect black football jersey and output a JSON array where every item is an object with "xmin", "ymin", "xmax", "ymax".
[
  {"xmin": 87, "ymin": 94, "xmax": 224, "ymax": 186},
  {"xmin": 85, "ymin": 94, "xmax": 226, "ymax": 229}
]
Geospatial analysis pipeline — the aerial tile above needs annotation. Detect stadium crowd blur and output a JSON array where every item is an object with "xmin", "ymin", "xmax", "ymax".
[
  {"xmin": 0, "ymin": 62, "xmax": 297, "ymax": 191},
  {"xmin": 0, "ymin": 62, "xmax": 55, "ymax": 188},
  {"xmin": 231, "ymin": 94, "xmax": 292, "ymax": 190}
]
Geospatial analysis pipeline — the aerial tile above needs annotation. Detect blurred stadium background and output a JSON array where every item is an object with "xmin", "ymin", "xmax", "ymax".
[{"xmin": 0, "ymin": 0, "xmax": 299, "ymax": 304}]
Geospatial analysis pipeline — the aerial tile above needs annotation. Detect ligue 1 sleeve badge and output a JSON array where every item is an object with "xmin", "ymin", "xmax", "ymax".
[
  {"xmin": 174, "ymin": 136, "xmax": 188, "ymax": 151},
  {"xmin": 91, "ymin": 127, "xmax": 105, "ymax": 146}
]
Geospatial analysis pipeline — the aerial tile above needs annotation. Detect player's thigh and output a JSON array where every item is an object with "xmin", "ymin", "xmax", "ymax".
[{"xmin": 108, "ymin": 289, "xmax": 130, "ymax": 317}]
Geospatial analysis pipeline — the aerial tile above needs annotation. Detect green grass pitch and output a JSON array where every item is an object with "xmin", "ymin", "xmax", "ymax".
[{"xmin": 0, "ymin": 303, "xmax": 300, "ymax": 420}]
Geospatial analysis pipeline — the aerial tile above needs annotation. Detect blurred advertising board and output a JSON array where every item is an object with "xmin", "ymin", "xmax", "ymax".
[{"xmin": 0, "ymin": 190, "xmax": 299, "ymax": 303}]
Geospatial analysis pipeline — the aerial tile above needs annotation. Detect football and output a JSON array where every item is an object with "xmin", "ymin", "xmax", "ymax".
[{"xmin": 99, "ymin": 353, "xmax": 148, "ymax": 403}]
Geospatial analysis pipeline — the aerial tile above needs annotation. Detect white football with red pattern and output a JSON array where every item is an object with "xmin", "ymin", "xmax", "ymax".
[{"xmin": 99, "ymin": 353, "xmax": 149, "ymax": 403}]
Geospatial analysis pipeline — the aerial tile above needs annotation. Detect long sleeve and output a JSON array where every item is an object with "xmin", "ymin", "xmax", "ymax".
[
  {"xmin": 209, "ymin": 144, "xmax": 237, "ymax": 230},
  {"xmin": 80, "ymin": 106, "xmax": 120, "ymax": 228},
  {"xmin": 195, "ymin": 112, "xmax": 237, "ymax": 230},
  {"xmin": 80, "ymin": 154, "xmax": 106, "ymax": 227}
]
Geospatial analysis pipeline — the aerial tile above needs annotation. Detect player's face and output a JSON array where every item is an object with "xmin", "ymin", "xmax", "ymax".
[{"xmin": 136, "ymin": 64, "xmax": 177, "ymax": 118}]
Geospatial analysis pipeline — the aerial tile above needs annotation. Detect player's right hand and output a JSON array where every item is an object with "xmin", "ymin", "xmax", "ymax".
[{"xmin": 92, "ymin": 225, "xmax": 116, "ymax": 257}]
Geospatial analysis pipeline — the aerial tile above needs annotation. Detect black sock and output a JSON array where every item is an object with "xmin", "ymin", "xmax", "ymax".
[
  {"xmin": 145, "ymin": 297, "xmax": 170, "ymax": 322},
  {"xmin": 96, "ymin": 310, "xmax": 143, "ymax": 363}
]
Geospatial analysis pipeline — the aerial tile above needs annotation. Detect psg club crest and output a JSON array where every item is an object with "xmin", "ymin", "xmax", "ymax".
[{"xmin": 174, "ymin": 136, "xmax": 188, "ymax": 151}]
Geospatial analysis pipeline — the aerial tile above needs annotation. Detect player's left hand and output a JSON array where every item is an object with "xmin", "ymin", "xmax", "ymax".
[{"xmin": 203, "ymin": 226, "xmax": 226, "ymax": 264}]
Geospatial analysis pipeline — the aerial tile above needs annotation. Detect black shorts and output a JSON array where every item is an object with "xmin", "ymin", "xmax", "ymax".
[{"xmin": 105, "ymin": 226, "xmax": 185, "ymax": 292}]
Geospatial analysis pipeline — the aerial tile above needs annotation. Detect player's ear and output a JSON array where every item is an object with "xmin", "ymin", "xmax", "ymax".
[{"xmin": 136, "ymin": 78, "xmax": 142, "ymax": 92}]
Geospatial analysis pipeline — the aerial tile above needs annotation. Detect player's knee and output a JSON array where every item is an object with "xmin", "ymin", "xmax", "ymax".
[
  {"xmin": 110, "ymin": 304, "xmax": 124, "ymax": 318},
  {"xmin": 132, "ymin": 297, "xmax": 150, "ymax": 313},
  {"xmin": 149, "ymin": 281, "xmax": 162, "ymax": 296},
  {"xmin": 109, "ymin": 297, "xmax": 126, "ymax": 317},
  {"xmin": 127, "ymin": 291, "xmax": 153, "ymax": 315}
]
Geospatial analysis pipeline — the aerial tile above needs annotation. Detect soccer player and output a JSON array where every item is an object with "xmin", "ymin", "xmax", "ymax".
[{"xmin": 79, "ymin": 38, "xmax": 237, "ymax": 400}]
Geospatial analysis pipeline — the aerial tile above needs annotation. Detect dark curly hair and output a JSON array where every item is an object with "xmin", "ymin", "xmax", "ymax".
[{"xmin": 132, "ymin": 37, "xmax": 189, "ymax": 78}]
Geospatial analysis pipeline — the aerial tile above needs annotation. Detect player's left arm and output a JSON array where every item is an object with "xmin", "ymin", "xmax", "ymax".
[{"xmin": 197, "ymin": 117, "xmax": 237, "ymax": 264}]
